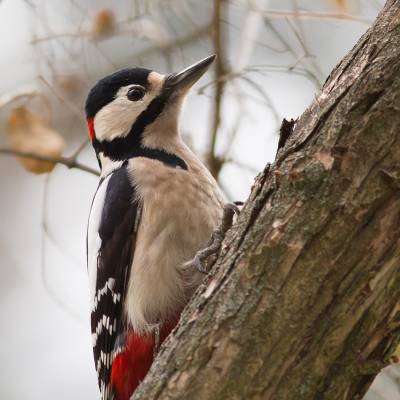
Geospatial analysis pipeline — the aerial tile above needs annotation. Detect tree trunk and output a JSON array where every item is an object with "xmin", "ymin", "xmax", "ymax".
[{"xmin": 132, "ymin": 1, "xmax": 400, "ymax": 399}]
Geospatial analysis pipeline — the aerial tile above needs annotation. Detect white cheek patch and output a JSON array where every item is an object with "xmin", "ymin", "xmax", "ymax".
[
  {"xmin": 148, "ymin": 71, "xmax": 164, "ymax": 88},
  {"xmin": 94, "ymin": 86, "xmax": 145, "ymax": 142},
  {"xmin": 94, "ymin": 77, "xmax": 165, "ymax": 142}
]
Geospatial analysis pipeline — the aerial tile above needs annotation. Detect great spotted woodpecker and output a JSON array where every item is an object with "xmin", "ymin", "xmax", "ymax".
[{"xmin": 85, "ymin": 55, "xmax": 225, "ymax": 400}]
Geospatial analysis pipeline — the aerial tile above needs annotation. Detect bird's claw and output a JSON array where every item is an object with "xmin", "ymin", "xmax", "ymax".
[
  {"xmin": 186, "ymin": 201, "xmax": 243, "ymax": 274},
  {"xmin": 224, "ymin": 201, "xmax": 243, "ymax": 215},
  {"xmin": 153, "ymin": 323, "xmax": 161, "ymax": 358},
  {"xmin": 192, "ymin": 254, "xmax": 209, "ymax": 274}
]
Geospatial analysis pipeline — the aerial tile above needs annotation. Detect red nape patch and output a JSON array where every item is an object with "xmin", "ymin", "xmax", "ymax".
[
  {"xmin": 111, "ymin": 320, "xmax": 179, "ymax": 400},
  {"xmin": 87, "ymin": 118, "xmax": 95, "ymax": 141}
]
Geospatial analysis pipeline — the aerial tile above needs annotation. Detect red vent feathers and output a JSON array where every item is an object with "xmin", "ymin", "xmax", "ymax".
[
  {"xmin": 111, "ymin": 334, "xmax": 154, "ymax": 400},
  {"xmin": 111, "ymin": 319, "xmax": 179, "ymax": 399}
]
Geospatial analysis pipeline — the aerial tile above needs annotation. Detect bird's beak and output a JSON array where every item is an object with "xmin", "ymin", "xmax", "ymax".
[{"xmin": 164, "ymin": 55, "xmax": 216, "ymax": 94}]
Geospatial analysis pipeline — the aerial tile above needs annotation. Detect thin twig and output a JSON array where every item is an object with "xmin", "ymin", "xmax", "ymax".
[
  {"xmin": 220, "ymin": 83, "xmax": 244, "ymax": 160},
  {"xmin": 70, "ymin": 139, "xmax": 90, "ymax": 159},
  {"xmin": 26, "ymin": 0, "xmax": 79, "ymax": 62},
  {"xmin": 0, "ymin": 89, "xmax": 41, "ymax": 109},
  {"xmin": 31, "ymin": 30, "xmax": 90, "ymax": 44},
  {"xmin": 225, "ymin": 158, "xmax": 259, "ymax": 175},
  {"xmin": 0, "ymin": 148, "xmax": 99, "ymax": 176},
  {"xmin": 124, "ymin": 24, "xmax": 211, "ymax": 67},
  {"xmin": 208, "ymin": 0, "xmax": 228, "ymax": 178},
  {"xmin": 286, "ymin": 9, "xmax": 324, "ymax": 84},
  {"xmin": 40, "ymin": 173, "xmax": 84, "ymax": 322},
  {"xmin": 41, "ymin": 175, "xmax": 81, "ymax": 265},
  {"xmin": 249, "ymin": 2, "xmax": 373, "ymax": 24},
  {"xmin": 0, "ymin": 87, "xmax": 52, "ymax": 122},
  {"xmin": 33, "ymin": 21, "xmax": 211, "ymax": 70},
  {"xmin": 220, "ymin": 17, "xmax": 288, "ymax": 54},
  {"xmin": 197, "ymin": 64, "xmax": 320, "ymax": 96},
  {"xmin": 38, "ymin": 75, "xmax": 85, "ymax": 121},
  {"xmin": 239, "ymin": 75, "xmax": 281, "ymax": 126},
  {"xmin": 263, "ymin": 19, "xmax": 322, "ymax": 88}
]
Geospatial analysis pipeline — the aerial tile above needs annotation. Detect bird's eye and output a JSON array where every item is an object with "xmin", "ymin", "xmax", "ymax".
[{"xmin": 127, "ymin": 86, "xmax": 145, "ymax": 101}]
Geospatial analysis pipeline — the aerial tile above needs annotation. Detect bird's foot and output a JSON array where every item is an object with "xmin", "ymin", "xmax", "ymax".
[
  {"xmin": 153, "ymin": 323, "xmax": 161, "ymax": 358},
  {"xmin": 185, "ymin": 202, "xmax": 243, "ymax": 274}
]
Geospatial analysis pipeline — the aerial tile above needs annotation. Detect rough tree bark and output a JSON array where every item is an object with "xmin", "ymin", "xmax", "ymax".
[{"xmin": 132, "ymin": 1, "xmax": 400, "ymax": 399}]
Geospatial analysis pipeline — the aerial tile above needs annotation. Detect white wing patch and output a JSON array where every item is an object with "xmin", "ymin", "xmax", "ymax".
[
  {"xmin": 92, "ymin": 316, "xmax": 118, "ymax": 347},
  {"xmin": 87, "ymin": 174, "xmax": 112, "ymax": 311},
  {"xmin": 92, "ymin": 278, "xmax": 117, "ymax": 311}
]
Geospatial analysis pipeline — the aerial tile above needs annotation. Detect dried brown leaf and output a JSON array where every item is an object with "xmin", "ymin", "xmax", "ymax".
[
  {"xmin": 330, "ymin": 0, "xmax": 349, "ymax": 11},
  {"xmin": 7, "ymin": 106, "xmax": 65, "ymax": 174},
  {"xmin": 92, "ymin": 9, "xmax": 116, "ymax": 39}
]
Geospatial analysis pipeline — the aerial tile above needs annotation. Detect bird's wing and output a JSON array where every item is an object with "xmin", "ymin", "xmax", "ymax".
[{"xmin": 87, "ymin": 162, "xmax": 141, "ymax": 399}]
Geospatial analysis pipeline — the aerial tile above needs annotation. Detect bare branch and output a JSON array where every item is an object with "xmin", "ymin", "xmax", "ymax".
[
  {"xmin": 207, "ymin": 0, "xmax": 229, "ymax": 179},
  {"xmin": 0, "ymin": 148, "xmax": 99, "ymax": 176}
]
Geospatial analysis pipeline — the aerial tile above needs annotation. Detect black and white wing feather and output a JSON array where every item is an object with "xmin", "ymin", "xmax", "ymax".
[{"xmin": 87, "ymin": 162, "xmax": 141, "ymax": 399}]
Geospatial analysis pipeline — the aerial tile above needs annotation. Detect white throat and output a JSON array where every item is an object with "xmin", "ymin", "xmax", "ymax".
[{"xmin": 99, "ymin": 153, "xmax": 124, "ymax": 177}]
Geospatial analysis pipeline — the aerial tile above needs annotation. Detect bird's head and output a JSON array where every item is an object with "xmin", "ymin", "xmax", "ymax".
[{"xmin": 85, "ymin": 55, "xmax": 215, "ymax": 163}]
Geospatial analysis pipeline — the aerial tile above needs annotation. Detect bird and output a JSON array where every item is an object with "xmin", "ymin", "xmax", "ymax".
[{"xmin": 85, "ymin": 55, "xmax": 226, "ymax": 400}]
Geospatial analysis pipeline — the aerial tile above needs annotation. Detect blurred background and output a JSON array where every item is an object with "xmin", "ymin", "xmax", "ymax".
[{"xmin": 0, "ymin": 0, "xmax": 398, "ymax": 399}]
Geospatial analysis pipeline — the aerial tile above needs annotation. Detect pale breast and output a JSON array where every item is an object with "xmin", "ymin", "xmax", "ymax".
[{"xmin": 124, "ymin": 153, "xmax": 225, "ymax": 333}]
